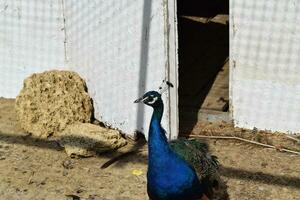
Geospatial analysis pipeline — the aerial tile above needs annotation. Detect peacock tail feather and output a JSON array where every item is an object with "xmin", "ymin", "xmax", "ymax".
[
  {"xmin": 170, "ymin": 138, "xmax": 219, "ymax": 178},
  {"xmin": 170, "ymin": 138, "xmax": 220, "ymax": 198}
]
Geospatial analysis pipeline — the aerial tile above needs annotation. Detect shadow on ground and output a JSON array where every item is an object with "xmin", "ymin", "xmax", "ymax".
[
  {"xmin": 1, "ymin": 130, "xmax": 299, "ymax": 192},
  {"xmin": 0, "ymin": 130, "xmax": 148, "ymax": 167},
  {"xmin": 221, "ymin": 166, "xmax": 300, "ymax": 189}
]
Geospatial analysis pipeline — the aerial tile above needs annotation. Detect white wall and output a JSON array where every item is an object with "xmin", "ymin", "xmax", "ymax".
[
  {"xmin": 0, "ymin": 0, "xmax": 173, "ymax": 137},
  {"xmin": 3, "ymin": 0, "xmax": 299, "ymax": 135},
  {"xmin": 64, "ymin": 0, "xmax": 170, "ymax": 137},
  {"xmin": 230, "ymin": 0, "xmax": 300, "ymax": 134},
  {"xmin": 0, "ymin": 0, "xmax": 66, "ymax": 98}
]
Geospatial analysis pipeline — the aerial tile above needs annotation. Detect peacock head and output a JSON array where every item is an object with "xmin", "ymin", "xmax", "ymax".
[
  {"xmin": 134, "ymin": 91, "xmax": 162, "ymax": 108},
  {"xmin": 134, "ymin": 80, "xmax": 173, "ymax": 108}
]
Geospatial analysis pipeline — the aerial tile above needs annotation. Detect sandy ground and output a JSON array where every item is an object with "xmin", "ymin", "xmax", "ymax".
[{"xmin": 0, "ymin": 98, "xmax": 299, "ymax": 200}]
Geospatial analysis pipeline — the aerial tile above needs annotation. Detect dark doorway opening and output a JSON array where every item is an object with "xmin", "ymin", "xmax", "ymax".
[{"xmin": 177, "ymin": 0, "xmax": 230, "ymax": 136}]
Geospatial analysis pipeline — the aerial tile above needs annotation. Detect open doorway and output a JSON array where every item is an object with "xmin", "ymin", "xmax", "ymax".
[{"xmin": 177, "ymin": 0, "xmax": 230, "ymax": 135}]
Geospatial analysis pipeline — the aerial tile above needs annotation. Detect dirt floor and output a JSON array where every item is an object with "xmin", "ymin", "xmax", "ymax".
[{"xmin": 0, "ymin": 98, "xmax": 299, "ymax": 200}]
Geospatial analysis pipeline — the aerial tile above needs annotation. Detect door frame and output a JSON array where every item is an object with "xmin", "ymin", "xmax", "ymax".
[{"xmin": 166, "ymin": 0, "xmax": 179, "ymax": 139}]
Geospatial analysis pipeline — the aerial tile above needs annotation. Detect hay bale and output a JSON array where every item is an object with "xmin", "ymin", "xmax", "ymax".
[
  {"xmin": 59, "ymin": 123, "xmax": 127, "ymax": 157},
  {"xmin": 15, "ymin": 70, "xmax": 93, "ymax": 138}
]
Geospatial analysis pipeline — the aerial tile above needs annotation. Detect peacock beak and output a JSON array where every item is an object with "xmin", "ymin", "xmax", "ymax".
[
  {"xmin": 134, "ymin": 96, "xmax": 148, "ymax": 103},
  {"xmin": 134, "ymin": 97, "xmax": 143, "ymax": 103}
]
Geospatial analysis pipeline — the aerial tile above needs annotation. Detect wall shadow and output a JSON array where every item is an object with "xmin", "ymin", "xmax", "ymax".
[
  {"xmin": 136, "ymin": 0, "xmax": 152, "ymax": 133},
  {"xmin": 178, "ymin": 16, "xmax": 229, "ymax": 136}
]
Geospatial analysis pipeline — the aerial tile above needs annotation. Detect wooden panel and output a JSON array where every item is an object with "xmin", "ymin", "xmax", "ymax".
[{"xmin": 201, "ymin": 60, "xmax": 229, "ymax": 111}]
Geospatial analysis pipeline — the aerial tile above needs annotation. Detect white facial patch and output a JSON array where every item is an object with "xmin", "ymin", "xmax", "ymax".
[
  {"xmin": 148, "ymin": 96, "xmax": 158, "ymax": 104},
  {"xmin": 141, "ymin": 96, "xmax": 149, "ymax": 102}
]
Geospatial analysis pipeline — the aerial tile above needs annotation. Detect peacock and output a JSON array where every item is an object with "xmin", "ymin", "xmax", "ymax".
[{"xmin": 134, "ymin": 81, "xmax": 220, "ymax": 200}]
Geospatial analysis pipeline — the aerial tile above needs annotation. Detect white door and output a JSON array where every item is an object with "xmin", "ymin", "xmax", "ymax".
[{"xmin": 63, "ymin": 0, "xmax": 179, "ymax": 139}]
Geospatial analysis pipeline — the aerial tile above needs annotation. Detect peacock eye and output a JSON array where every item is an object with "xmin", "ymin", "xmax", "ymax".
[{"xmin": 147, "ymin": 95, "xmax": 158, "ymax": 104}]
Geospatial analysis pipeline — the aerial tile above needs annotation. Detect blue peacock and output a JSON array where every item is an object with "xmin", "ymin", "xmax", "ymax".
[{"xmin": 134, "ymin": 81, "xmax": 220, "ymax": 200}]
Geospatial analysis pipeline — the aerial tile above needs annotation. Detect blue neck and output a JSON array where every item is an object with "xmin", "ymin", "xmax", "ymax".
[
  {"xmin": 147, "ymin": 101, "xmax": 204, "ymax": 200},
  {"xmin": 148, "ymin": 102, "xmax": 170, "ymax": 167}
]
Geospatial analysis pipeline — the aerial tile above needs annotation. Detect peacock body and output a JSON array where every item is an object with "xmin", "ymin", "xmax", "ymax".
[{"xmin": 135, "ymin": 90, "xmax": 219, "ymax": 200}]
